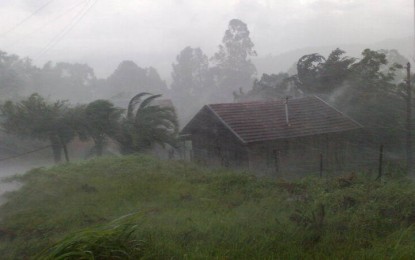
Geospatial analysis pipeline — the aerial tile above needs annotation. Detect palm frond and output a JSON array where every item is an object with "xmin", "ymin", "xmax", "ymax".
[
  {"xmin": 127, "ymin": 92, "xmax": 151, "ymax": 120},
  {"xmin": 138, "ymin": 94, "xmax": 162, "ymax": 110}
]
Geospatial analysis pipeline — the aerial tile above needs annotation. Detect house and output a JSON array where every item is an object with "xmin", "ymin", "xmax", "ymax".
[{"xmin": 180, "ymin": 96, "xmax": 363, "ymax": 177}]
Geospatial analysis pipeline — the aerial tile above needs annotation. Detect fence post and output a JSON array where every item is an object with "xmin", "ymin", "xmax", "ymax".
[
  {"xmin": 376, "ymin": 144, "xmax": 384, "ymax": 181},
  {"xmin": 319, "ymin": 152, "xmax": 323, "ymax": 178},
  {"xmin": 273, "ymin": 150, "xmax": 279, "ymax": 174},
  {"xmin": 406, "ymin": 62, "xmax": 413, "ymax": 176}
]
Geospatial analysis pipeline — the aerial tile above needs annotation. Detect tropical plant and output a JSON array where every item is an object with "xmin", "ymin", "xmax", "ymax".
[
  {"xmin": 36, "ymin": 214, "xmax": 144, "ymax": 260},
  {"xmin": 116, "ymin": 93, "xmax": 178, "ymax": 154},
  {"xmin": 82, "ymin": 99, "xmax": 123, "ymax": 156}
]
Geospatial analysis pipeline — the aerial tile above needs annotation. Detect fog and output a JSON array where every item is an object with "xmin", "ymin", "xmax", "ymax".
[
  {"xmin": 0, "ymin": 162, "xmax": 50, "ymax": 207},
  {"xmin": 0, "ymin": 0, "xmax": 412, "ymax": 168},
  {"xmin": 0, "ymin": 0, "xmax": 413, "ymax": 79},
  {"xmin": 1, "ymin": 1, "xmax": 415, "ymax": 258}
]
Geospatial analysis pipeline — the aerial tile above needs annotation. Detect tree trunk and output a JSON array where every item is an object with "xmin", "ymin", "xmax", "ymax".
[
  {"xmin": 96, "ymin": 142, "xmax": 103, "ymax": 156},
  {"xmin": 49, "ymin": 135, "xmax": 62, "ymax": 164},
  {"xmin": 59, "ymin": 136, "xmax": 70, "ymax": 163},
  {"xmin": 94, "ymin": 135, "xmax": 106, "ymax": 156}
]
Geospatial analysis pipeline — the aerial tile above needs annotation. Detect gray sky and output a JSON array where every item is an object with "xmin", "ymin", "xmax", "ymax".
[{"xmin": 0, "ymin": 0, "xmax": 413, "ymax": 78}]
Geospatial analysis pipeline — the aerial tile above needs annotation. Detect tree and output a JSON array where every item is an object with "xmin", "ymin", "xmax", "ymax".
[
  {"xmin": 82, "ymin": 100, "xmax": 123, "ymax": 156},
  {"xmin": 106, "ymin": 61, "xmax": 168, "ymax": 102},
  {"xmin": 171, "ymin": 46, "xmax": 210, "ymax": 97},
  {"xmin": 170, "ymin": 46, "xmax": 212, "ymax": 124},
  {"xmin": 38, "ymin": 62, "xmax": 97, "ymax": 103},
  {"xmin": 211, "ymin": 19, "xmax": 257, "ymax": 101},
  {"xmin": 0, "ymin": 51, "xmax": 39, "ymax": 101},
  {"xmin": 326, "ymin": 49, "xmax": 405, "ymax": 151},
  {"xmin": 1, "ymin": 93, "xmax": 75, "ymax": 163},
  {"xmin": 296, "ymin": 48, "xmax": 355, "ymax": 95},
  {"xmin": 234, "ymin": 73, "xmax": 300, "ymax": 102},
  {"xmin": 115, "ymin": 93, "xmax": 178, "ymax": 154},
  {"xmin": 238, "ymin": 48, "xmax": 407, "ymax": 153}
]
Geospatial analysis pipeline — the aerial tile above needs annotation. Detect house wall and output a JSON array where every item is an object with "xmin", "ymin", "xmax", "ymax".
[
  {"xmin": 188, "ymin": 110, "xmax": 249, "ymax": 169},
  {"xmin": 247, "ymin": 132, "xmax": 357, "ymax": 178},
  {"xmin": 184, "ymin": 107, "xmax": 365, "ymax": 177}
]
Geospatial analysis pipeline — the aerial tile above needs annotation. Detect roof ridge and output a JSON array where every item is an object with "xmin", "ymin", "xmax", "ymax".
[
  {"xmin": 208, "ymin": 99, "xmax": 281, "ymax": 106},
  {"xmin": 206, "ymin": 105, "xmax": 247, "ymax": 144},
  {"xmin": 312, "ymin": 95, "xmax": 364, "ymax": 128},
  {"xmin": 181, "ymin": 96, "xmax": 363, "ymax": 144},
  {"xmin": 208, "ymin": 96, "xmax": 321, "ymax": 106}
]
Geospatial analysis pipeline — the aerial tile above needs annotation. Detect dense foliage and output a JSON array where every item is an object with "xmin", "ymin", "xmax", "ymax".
[
  {"xmin": 115, "ymin": 93, "xmax": 178, "ymax": 154},
  {"xmin": 1, "ymin": 94, "xmax": 74, "ymax": 163},
  {"xmin": 0, "ymin": 93, "xmax": 178, "ymax": 162},
  {"xmin": 82, "ymin": 100, "xmax": 124, "ymax": 156},
  {"xmin": 236, "ymin": 48, "xmax": 411, "ymax": 155}
]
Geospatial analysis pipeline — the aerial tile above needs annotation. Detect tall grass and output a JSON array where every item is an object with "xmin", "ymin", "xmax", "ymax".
[
  {"xmin": 0, "ymin": 155, "xmax": 415, "ymax": 259},
  {"xmin": 37, "ymin": 213, "xmax": 144, "ymax": 260}
]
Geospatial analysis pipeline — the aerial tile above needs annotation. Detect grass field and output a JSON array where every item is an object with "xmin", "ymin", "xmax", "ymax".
[{"xmin": 0, "ymin": 155, "xmax": 414, "ymax": 259}]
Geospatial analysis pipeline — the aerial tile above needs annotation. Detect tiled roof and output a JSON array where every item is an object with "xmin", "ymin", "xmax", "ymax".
[{"xmin": 182, "ymin": 96, "xmax": 362, "ymax": 143}]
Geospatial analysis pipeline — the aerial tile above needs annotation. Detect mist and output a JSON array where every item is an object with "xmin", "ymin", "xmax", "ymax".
[
  {"xmin": 0, "ymin": 0, "xmax": 413, "ymax": 178},
  {"xmin": 0, "ymin": 1, "xmax": 415, "ymax": 258},
  {"xmin": 0, "ymin": 0, "xmax": 411, "ymax": 183}
]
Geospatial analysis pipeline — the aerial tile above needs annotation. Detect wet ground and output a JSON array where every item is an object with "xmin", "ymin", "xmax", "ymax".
[{"xmin": 0, "ymin": 160, "xmax": 52, "ymax": 205}]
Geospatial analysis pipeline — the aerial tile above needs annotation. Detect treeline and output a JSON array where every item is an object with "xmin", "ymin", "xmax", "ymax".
[
  {"xmin": 0, "ymin": 19, "xmax": 258, "ymax": 125},
  {"xmin": 0, "ymin": 93, "xmax": 178, "ymax": 163},
  {"xmin": 0, "ymin": 18, "xmax": 412, "ymax": 158},
  {"xmin": 0, "ymin": 18, "xmax": 258, "ymax": 163},
  {"xmin": 0, "ymin": 51, "xmax": 168, "ymax": 105}
]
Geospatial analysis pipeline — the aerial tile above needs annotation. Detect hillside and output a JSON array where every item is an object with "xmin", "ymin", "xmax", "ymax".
[{"xmin": 0, "ymin": 155, "xmax": 414, "ymax": 259}]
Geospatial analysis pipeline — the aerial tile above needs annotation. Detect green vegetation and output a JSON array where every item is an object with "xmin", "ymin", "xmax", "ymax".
[
  {"xmin": 1, "ymin": 93, "xmax": 77, "ymax": 163},
  {"xmin": 0, "ymin": 156, "xmax": 415, "ymax": 259},
  {"xmin": 116, "ymin": 93, "xmax": 178, "ymax": 154},
  {"xmin": 1, "ymin": 92, "xmax": 178, "ymax": 163}
]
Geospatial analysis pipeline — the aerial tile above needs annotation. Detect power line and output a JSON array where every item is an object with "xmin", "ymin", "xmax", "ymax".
[
  {"xmin": 0, "ymin": 145, "xmax": 51, "ymax": 162},
  {"xmin": 0, "ymin": 0, "xmax": 56, "ymax": 37},
  {"xmin": 36, "ymin": 0, "xmax": 98, "ymax": 59},
  {"xmin": 35, "ymin": 0, "xmax": 92, "ymax": 58},
  {"xmin": 5, "ymin": 0, "xmax": 88, "ymax": 48},
  {"xmin": 0, "ymin": 144, "xmax": 22, "ymax": 155}
]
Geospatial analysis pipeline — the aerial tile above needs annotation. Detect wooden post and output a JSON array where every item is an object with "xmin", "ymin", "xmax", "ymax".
[
  {"xmin": 376, "ymin": 144, "xmax": 384, "ymax": 181},
  {"xmin": 406, "ymin": 63, "xmax": 413, "ymax": 177},
  {"xmin": 319, "ymin": 152, "xmax": 323, "ymax": 178},
  {"xmin": 273, "ymin": 150, "xmax": 279, "ymax": 174}
]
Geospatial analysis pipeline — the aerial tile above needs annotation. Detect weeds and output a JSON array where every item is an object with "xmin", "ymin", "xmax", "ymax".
[{"xmin": 0, "ymin": 155, "xmax": 415, "ymax": 259}]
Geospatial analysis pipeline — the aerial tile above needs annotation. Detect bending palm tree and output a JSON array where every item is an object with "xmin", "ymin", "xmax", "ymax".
[{"xmin": 116, "ymin": 93, "xmax": 178, "ymax": 154}]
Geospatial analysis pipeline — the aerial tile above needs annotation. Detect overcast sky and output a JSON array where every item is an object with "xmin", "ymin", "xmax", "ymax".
[{"xmin": 0, "ymin": 0, "xmax": 413, "ymax": 78}]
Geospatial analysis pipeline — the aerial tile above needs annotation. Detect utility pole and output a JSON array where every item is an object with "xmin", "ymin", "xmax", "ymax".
[{"xmin": 407, "ymin": 62, "xmax": 413, "ymax": 177}]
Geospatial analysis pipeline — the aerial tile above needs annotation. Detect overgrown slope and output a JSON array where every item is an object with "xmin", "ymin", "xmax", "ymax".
[{"xmin": 0, "ymin": 155, "xmax": 414, "ymax": 259}]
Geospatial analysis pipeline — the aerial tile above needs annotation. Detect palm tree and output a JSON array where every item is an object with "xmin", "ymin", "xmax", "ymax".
[
  {"xmin": 82, "ymin": 100, "xmax": 123, "ymax": 156},
  {"xmin": 116, "ymin": 93, "xmax": 178, "ymax": 154}
]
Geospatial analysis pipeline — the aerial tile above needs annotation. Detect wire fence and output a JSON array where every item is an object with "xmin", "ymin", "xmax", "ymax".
[{"xmin": 176, "ymin": 132, "xmax": 410, "ymax": 179}]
